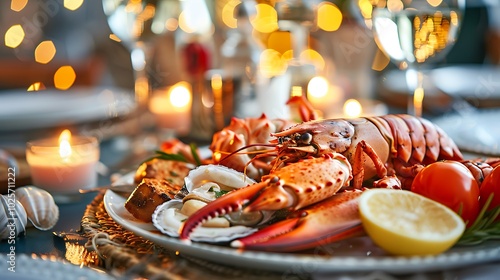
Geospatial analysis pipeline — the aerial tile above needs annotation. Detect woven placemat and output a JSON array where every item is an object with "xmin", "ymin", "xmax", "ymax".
[{"xmin": 79, "ymin": 191, "xmax": 291, "ymax": 280}]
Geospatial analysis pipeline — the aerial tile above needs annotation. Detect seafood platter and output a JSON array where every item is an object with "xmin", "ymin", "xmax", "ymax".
[{"xmin": 104, "ymin": 96, "xmax": 500, "ymax": 273}]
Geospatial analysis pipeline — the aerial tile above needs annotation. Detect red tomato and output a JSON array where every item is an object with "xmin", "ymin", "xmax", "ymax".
[
  {"xmin": 411, "ymin": 161, "xmax": 480, "ymax": 226},
  {"xmin": 479, "ymin": 165, "xmax": 500, "ymax": 212}
]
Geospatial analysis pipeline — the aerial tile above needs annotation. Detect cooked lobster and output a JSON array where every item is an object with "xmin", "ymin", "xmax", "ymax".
[{"xmin": 177, "ymin": 97, "xmax": 497, "ymax": 252}]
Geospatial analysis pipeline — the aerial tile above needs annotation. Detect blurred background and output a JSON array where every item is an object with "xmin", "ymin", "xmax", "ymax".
[{"xmin": 0, "ymin": 0, "xmax": 499, "ymax": 143}]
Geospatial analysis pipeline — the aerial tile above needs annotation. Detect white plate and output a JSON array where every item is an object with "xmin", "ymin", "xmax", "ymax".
[
  {"xmin": 104, "ymin": 175, "xmax": 500, "ymax": 274},
  {"xmin": 431, "ymin": 65, "xmax": 500, "ymax": 99},
  {"xmin": 433, "ymin": 109, "xmax": 500, "ymax": 156},
  {"xmin": 0, "ymin": 86, "xmax": 136, "ymax": 131},
  {"xmin": 0, "ymin": 254, "xmax": 113, "ymax": 280}
]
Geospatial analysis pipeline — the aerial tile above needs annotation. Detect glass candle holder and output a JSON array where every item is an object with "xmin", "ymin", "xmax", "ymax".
[{"xmin": 26, "ymin": 134, "xmax": 99, "ymax": 203}]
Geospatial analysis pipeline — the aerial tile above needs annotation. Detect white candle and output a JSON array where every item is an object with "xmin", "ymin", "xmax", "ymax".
[
  {"xmin": 26, "ymin": 130, "xmax": 99, "ymax": 196},
  {"xmin": 149, "ymin": 81, "xmax": 192, "ymax": 136}
]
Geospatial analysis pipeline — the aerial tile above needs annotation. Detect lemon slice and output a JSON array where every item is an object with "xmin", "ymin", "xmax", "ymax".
[{"xmin": 359, "ymin": 189, "xmax": 465, "ymax": 256}]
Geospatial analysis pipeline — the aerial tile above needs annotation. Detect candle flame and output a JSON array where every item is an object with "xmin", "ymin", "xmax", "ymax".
[
  {"xmin": 58, "ymin": 129, "xmax": 72, "ymax": 158},
  {"xmin": 343, "ymin": 99, "xmax": 362, "ymax": 118}
]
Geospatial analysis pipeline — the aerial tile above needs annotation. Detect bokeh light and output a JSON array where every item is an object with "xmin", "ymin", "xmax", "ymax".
[
  {"xmin": 259, "ymin": 49, "xmax": 287, "ymax": 78},
  {"xmin": 343, "ymin": 99, "xmax": 363, "ymax": 118},
  {"xmin": 169, "ymin": 82, "xmax": 191, "ymax": 108},
  {"xmin": 4, "ymin": 24, "xmax": 25, "ymax": 48},
  {"xmin": 64, "ymin": 0, "xmax": 84, "ymax": 11},
  {"xmin": 307, "ymin": 76, "xmax": 329, "ymax": 98},
  {"xmin": 222, "ymin": 0, "xmax": 240, "ymax": 29},
  {"xmin": 11, "ymin": 0, "xmax": 28, "ymax": 12},
  {"xmin": 317, "ymin": 2, "xmax": 342, "ymax": 32},
  {"xmin": 27, "ymin": 82, "xmax": 46, "ymax": 92},
  {"xmin": 300, "ymin": 49, "xmax": 325, "ymax": 71},
  {"xmin": 34, "ymin": 40, "xmax": 56, "ymax": 64},
  {"xmin": 54, "ymin": 66, "xmax": 76, "ymax": 90},
  {"xmin": 267, "ymin": 31, "xmax": 291, "ymax": 54},
  {"xmin": 251, "ymin": 4, "xmax": 278, "ymax": 33},
  {"xmin": 427, "ymin": 0, "xmax": 443, "ymax": 7},
  {"xmin": 165, "ymin": 18, "xmax": 179, "ymax": 31},
  {"xmin": 178, "ymin": 0, "xmax": 212, "ymax": 35}
]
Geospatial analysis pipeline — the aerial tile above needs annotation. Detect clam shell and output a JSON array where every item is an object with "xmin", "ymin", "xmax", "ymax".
[
  {"xmin": 0, "ymin": 195, "xmax": 27, "ymax": 240},
  {"xmin": 153, "ymin": 165, "xmax": 274, "ymax": 242},
  {"xmin": 16, "ymin": 186, "xmax": 59, "ymax": 230},
  {"xmin": 152, "ymin": 199, "xmax": 258, "ymax": 242}
]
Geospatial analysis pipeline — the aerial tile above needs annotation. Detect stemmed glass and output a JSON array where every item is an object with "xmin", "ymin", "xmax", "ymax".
[{"xmin": 370, "ymin": 0, "xmax": 465, "ymax": 117}]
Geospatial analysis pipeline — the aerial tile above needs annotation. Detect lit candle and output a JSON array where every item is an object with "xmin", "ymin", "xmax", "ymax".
[
  {"xmin": 149, "ymin": 81, "xmax": 192, "ymax": 136},
  {"xmin": 26, "ymin": 130, "xmax": 99, "ymax": 199}
]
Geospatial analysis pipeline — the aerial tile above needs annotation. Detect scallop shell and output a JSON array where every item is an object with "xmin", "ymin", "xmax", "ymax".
[
  {"xmin": 152, "ymin": 165, "xmax": 273, "ymax": 242},
  {"xmin": 16, "ymin": 186, "xmax": 59, "ymax": 230},
  {"xmin": 0, "ymin": 195, "xmax": 27, "ymax": 240}
]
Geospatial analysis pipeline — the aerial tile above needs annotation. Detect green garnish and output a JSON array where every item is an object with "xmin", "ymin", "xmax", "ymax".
[
  {"xmin": 457, "ymin": 194, "xmax": 500, "ymax": 246},
  {"xmin": 208, "ymin": 187, "xmax": 230, "ymax": 198},
  {"xmin": 141, "ymin": 143, "xmax": 202, "ymax": 166},
  {"xmin": 141, "ymin": 150, "xmax": 188, "ymax": 164},
  {"xmin": 190, "ymin": 143, "xmax": 203, "ymax": 166}
]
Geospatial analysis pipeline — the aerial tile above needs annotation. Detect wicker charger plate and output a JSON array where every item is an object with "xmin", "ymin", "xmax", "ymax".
[{"xmin": 78, "ymin": 191, "xmax": 285, "ymax": 280}]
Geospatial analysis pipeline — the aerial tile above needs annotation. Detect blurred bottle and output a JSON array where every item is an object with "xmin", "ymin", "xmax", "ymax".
[{"xmin": 220, "ymin": 3, "xmax": 261, "ymax": 119}]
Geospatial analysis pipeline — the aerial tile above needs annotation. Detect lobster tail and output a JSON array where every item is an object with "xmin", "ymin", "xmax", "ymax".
[{"xmin": 369, "ymin": 115, "xmax": 463, "ymax": 164}]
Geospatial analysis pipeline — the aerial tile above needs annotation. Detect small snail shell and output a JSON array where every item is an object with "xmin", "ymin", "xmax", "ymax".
[
  {"xmin": 16, "ymin": 186, "xmax": 59, "ymax": 230},
  {"xmin": 0, "ymin": 195, "xmax": 27, "ymax": 240}
]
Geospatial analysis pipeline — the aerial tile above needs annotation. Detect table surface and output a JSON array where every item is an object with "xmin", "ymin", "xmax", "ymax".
[{"xmin": 1, "ymin": 132, "xmax": 499, "ymax": 280}]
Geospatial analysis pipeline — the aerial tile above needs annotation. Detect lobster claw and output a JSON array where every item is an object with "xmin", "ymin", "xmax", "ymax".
[
  {"xmin": 231, "ymin": 191, "xmax": 364, "ymax": 252},
  {"xmin": 178, "ymin": 181, "xmax": 270, "ymax": 240}
]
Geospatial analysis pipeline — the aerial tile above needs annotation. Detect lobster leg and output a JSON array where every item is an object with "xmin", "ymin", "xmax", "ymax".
[
  {"xmin": 286, "ymin": 95, "xmax": 319, "ymax": 122},
  {"xmin": 231, "ymin": 191, "xmax": 364, "ymax": 252},
  {"xmin": 351, "ymin": 140, "xmax": 394, "ymax": 189}
]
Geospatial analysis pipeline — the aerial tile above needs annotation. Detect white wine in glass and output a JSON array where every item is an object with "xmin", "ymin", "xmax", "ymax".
[{"xmin": 371, "ymin": 0, "xmax": 465, "ymax": 117}]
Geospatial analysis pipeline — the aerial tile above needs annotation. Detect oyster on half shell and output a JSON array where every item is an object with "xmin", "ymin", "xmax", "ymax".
[{"xmin": 152, "ymin": 164, "xmax": 273, "ymax": 242}]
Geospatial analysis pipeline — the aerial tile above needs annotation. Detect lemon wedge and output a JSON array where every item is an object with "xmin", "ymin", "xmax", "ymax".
[{"xmin": 359, "ymin": 189, "xmax": 465, "ymax": 256}]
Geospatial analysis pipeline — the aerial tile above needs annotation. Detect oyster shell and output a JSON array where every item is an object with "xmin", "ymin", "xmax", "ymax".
[
  {"xmin": 0, "ymin": 195, "xmax": 27, "ymax": 240},
  {"xmin": 152, "ymin": 164, "xmax": 273, "ymax": 242},
  {"xmin": 152, "ymin": 199, "xmax": 258, "ymax": 242},
  {"xmin": 184, "ymin": 164, "xmax": 257, "ymax": 192},
  {"xmin": 16, "ymin": 186, "xmax": 59, "ymax": 230}
]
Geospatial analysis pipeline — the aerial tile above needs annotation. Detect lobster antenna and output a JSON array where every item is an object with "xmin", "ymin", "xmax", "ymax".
[
  {"xmin": 218, "ymin": 143, "xmax": 276, "ymax": 164},
  {"xmin": 243, "ymin": 151, "xmax": 278, "ymax": 177}
]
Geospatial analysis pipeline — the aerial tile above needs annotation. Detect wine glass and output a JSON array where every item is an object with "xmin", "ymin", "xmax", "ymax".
[
  {"xmin": 102, "ymin": 0, "xmax": 184, "ymax": 106},
  {"xmin": 370, "ymin": 0, "xmax": 465, "ymax": 117}
]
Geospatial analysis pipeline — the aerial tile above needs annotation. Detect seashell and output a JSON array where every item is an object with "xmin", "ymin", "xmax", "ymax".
[
  {"xmin": 152, "ymin": 199, "xmax": 258, "ymax": 242},
  {"xmin": 184, "ymin": 164, "xmax": 257, "ymax": 192},
  {"xmin": 16, "ymin": 186, "xmax": 59, "ymax": 230},
  {"xmin": 0, "ymin": 195, "xmax": 28, "ymax": 240},
  {"xmin": 153, "ymin": 165, "xmax": 274, "ymax": 242}
]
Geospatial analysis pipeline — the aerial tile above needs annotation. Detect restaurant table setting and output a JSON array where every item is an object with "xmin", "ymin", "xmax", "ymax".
[{"xmin": 2, "ymin": 0, "xmax": 500, "ymax": 279}]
